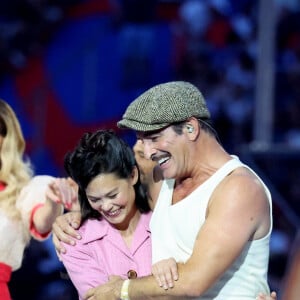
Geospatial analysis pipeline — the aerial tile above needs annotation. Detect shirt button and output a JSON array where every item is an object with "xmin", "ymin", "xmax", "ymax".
[{"xmin": 127, "ymin": 270, "xmax": 137, "ymax": 279}]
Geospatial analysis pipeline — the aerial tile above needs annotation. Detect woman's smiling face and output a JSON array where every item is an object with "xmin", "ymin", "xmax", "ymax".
[{"xmin": 85, "ymin": 167, "xmax": 138, "ymax": 228}]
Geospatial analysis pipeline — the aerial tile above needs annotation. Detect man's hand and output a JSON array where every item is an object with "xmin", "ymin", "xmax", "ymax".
[
  {"xmin": 152, "ymin": 258, "xmax": 178, "ymax": 290},
  {"xmin": 84, "ymin": 276, "xmax": 123, "ymax": 300},
  {"xmin": 52, "ymin": 211, "xmax": 82, "ymax": 254}
]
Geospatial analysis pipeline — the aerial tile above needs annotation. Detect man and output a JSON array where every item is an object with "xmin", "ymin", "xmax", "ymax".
[{"xmin": 53, "ymin": 81, "xmax": 275, "ymax": 299}]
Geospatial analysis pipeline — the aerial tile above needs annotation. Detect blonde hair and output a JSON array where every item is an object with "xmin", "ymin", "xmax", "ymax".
[{"xmin": 0, "ymin": 100, "xmax": 33, "ymax": 225}]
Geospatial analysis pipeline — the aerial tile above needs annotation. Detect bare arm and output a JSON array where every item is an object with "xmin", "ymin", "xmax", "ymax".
[
  {"xmin": 43, "ymin": 177, "xmax": 83, "ymax": 254},
  {"xmin": 32, "ymin": 196, "xmax": 64, "ymax": 235},
  {"xmin": 34, "ymin": 177, "xmax": 79, "ymax": 235},
  {"xmin": 19, "ymin": 176, "xmax": 63, "ymax": 238},
  {"xmin": 128, "ymin": 173, "xmax": 270, "ymax": 298}
]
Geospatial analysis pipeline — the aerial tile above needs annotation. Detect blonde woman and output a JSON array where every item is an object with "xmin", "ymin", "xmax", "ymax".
[{"xmin": 0, "ymin": 99, "xmax": 70, "ymax": 300}]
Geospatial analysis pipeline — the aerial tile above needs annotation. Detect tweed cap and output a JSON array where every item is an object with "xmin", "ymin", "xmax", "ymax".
[{"xmin": 117, "ymin": 81, "xmax": 210, "ymax": 132}]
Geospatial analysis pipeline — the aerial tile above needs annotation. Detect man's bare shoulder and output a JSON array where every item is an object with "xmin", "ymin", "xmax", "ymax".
[
  {"xmin": 217, "ymin": 166, "xmax": 267, "ymax": 202},
  {"xmin": 207, "ymin": 166, "xmax": 270, "ymax": 238}
]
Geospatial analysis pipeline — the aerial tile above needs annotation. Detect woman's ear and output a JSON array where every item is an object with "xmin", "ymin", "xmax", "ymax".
[{"xmin": 131, "ymin": 166, "xmax": 139, "ymax": 185}]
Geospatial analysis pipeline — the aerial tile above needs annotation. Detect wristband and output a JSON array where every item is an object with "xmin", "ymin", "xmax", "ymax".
[{"xmin": 120, "ymin": 279, "xmax": 130, "ymax": 300}]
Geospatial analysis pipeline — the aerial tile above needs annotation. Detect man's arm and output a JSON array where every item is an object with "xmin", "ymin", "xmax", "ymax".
[
  {"xmin": 52, "ymin": 211, "xmax": 82, "ymax": 254},
  {"xmin": 132, "ymin": 172, "xmax": 270, "ymax": 298}
]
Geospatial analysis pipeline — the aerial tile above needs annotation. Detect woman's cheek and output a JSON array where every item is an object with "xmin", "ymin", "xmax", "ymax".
[{"xmin": 116, "ymin": 195, "xmax": 128, "ymax": 207}]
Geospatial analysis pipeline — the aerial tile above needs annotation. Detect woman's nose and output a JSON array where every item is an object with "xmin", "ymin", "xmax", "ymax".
[{"xmin": 100, "ymin": 200, "xmax": 113, "ymax": 212}]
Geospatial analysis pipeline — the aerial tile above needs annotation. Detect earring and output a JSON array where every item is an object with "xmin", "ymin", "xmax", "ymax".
[{"xmin": 186, "ymin": 125, "xmax": 194, "ymax": 133}]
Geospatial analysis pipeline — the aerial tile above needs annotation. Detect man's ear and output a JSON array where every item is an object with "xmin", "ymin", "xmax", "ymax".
[{"xmin": 185, "ymin": 118, "xmax": 199, "ymax": 138}]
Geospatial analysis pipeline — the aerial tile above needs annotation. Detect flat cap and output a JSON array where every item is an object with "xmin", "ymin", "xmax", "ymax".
[{"xmin": 117, "ymin": 81, "xmax": 210, "ymax": 132}]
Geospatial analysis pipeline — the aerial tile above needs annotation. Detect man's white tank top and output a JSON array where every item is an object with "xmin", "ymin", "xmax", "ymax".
[{"xmin": 150, "ymin": 155, "xmax": 272, "ymax": 299}]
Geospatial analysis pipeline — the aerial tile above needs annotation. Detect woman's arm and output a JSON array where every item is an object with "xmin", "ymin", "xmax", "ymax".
[
  {"xmin": 33, "ymin": 177, "xmax": 79, "ymax": 236},
  {"xmin": 60, "ymin": 238, "xmax": 108, "ymax": 298}
]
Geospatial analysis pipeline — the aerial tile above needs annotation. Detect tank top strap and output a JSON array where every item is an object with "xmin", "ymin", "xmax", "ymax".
[{"xmin": 208, "ymin": 155, "xmax": 245, "ymax": 187}]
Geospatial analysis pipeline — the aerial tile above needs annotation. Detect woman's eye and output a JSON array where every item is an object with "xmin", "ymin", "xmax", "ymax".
[{"xmin": 89, "ymin": 198, "xmax": 100, "ymax": 203}]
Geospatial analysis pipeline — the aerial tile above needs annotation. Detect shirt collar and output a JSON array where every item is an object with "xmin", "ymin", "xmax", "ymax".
[{"xmin": 81, "ymin": 211, "xmax": 152, "ymax": 244}]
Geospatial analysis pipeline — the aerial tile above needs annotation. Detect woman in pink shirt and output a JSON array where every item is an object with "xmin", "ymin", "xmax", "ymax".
[{"xmin": 60, "ymin": 129, "xmax": 152, "ymax": 299}]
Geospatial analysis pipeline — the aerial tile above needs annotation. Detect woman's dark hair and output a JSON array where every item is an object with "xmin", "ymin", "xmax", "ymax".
[{"xmin": 64, "ymin": 129, "xmax": 150, "ymax": 222}]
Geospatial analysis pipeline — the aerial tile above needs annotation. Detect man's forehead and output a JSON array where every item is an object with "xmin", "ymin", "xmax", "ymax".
[{"xmin": 136, "ymin": 127, "xmax": 168, "ymax": 139}]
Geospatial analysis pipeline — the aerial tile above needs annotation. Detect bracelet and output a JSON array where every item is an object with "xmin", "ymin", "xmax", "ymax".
[{"xmin": 120, "ymin": 279, "xmax": 130, "ymax": 300}]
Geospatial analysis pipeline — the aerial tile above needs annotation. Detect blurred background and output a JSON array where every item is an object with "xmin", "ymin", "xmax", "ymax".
[{"xmin": 1, "ymin": 0, "xmax": 299, "ymax": 299}]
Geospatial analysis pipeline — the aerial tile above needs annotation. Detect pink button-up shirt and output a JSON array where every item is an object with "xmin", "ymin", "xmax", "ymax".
[{"xmin": 60, "ymin": 211, "xmax": 152, "ymax": 299}]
